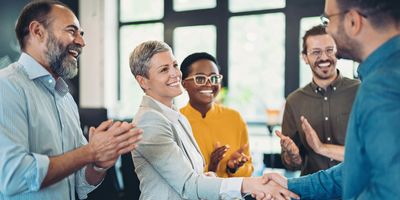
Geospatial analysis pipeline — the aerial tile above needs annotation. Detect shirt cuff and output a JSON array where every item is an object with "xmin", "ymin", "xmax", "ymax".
[
  {"xmin": 76, "ymin": 165, "xmax": 99, "ymax": 199},
  {"xmin": 219, "ymin": 177, "xmax": 243, "ymax": 199},
  {"xmin": 26, "ymin": 153, "xmax": 50, "ymax": 191},
  {"xmin": 288, "ymin": 174, "xmax": 318, "ymax": 199}
]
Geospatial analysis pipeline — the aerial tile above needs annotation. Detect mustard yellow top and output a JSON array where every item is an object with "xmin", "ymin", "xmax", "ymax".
[{"xmin": 180, "ymin": 103, "xmax": 253, "ymax": 177}]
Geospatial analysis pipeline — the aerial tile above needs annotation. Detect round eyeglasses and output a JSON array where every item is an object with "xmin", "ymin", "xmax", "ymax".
[
  {"xmin": 307, "ymin": 47, "xmax": 337, "ymax": 58},
  {"xmin": 185, "ymin": 74, "xmax": 223, "ymax": 86}
]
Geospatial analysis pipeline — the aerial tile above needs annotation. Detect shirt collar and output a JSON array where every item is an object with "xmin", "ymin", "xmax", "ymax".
[
  {"xmin": 310, "ymin": 69, "xmax": 343, "ymax": 92},
  {"xmin": 18, "ymin": 52, "xmax": 69, "ymax": 96},
  {"xmin": 18, "ymin": 52, "xmax": 51, "ymax": 80},
  {"xmin": 186, "ymin": 103, "xmax": 215, "ymax": 119},
  {"xmin": 357, "ymin": 35, "xmax": 400, "ymax": 81},
  {"xmin": 145, "ymin": 95, "xmax": 180, "ymax": 123}
]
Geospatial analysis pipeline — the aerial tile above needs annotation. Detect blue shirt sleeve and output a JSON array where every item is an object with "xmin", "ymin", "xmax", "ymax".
[
  {"xmin": 343, "ymin": 69, "xmax": 400, "ymax": 198},
  {"xmin": 288, "ymin": 163, "xmax": 342, "ymax": 199},
  {"xmin": 74, "ymin": 131, "xmax": 98, "ymax": 199},
  {"xmin": 0, "ymin": 78, "xmax": 50, "ymax": 195}
]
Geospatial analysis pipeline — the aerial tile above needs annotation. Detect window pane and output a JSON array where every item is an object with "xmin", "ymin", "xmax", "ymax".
[
  {"xmin": 229, "ymin": 0, "xmax": 285, "ymax": 12},
  {"xmin": 120, "ymin": 0, "xmax": 163, "ymax": 22},
  {"xmin": 118, "ymin": 23, "xmax": 163, "ymax": 118},
  {"xmin": 173, "ymin": 25, "xmax": 216, "ymax": 108},
  {"xmin": 0, "ymin": 56, "xmax": 12, "ymax": 69},
  {"xmin": 173, "ymin": 0, "xmax": 216, "ymax": 11},
  {"xmin": 299, "ymin": 17, "xmax": 357, "ymax": 87},
  {"xmin": 173, "ymin": 25, "xmax": 216, "ymax": 65},
  {"xmin": 228, "ymin": 13, "xmax": 286, "ymax": 122}
]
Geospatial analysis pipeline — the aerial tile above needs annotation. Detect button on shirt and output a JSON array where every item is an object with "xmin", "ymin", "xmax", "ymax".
[
  {"xmin": 0, "ymin": 53, "xmax": 96, "ymax": 199},
  {"xmin": 282, "ymin": 71, "xmax": 360, "ymax": 175},
  {"xmin": 287, "ymin": 35, "xmax": 400, "ymax": 200}
]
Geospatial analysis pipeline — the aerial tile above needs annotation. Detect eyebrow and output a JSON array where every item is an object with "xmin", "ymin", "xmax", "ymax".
[
  {"xmin": 195, "ymin": 72, "xmax": 217, "ymax": 75},
  {"xmin": 310, "ymin": 46, "xmax": 335, "ymax": 50},
  {"xmin": 157, "ymin": 61, "xmax": 177, "ymax": 68},
  {"xmin": 156, "ymin": 64, "xmax": 169, "ymax": 69},
  {"xmin": 66, "ymin": 24, "xmax": 84, "ymax": 36}
]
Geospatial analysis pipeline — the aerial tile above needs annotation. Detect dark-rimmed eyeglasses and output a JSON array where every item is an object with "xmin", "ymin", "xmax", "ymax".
[
  {"xmin": 320, "ymin": 10, "xmax": 367, "ymax": 26},
  {"xmin": 185, "ymin": 74, "xmax": 223, "ymax": 86},
  {"xmin": 320, "ymin": 11, "xmax": 348, "ymax": 26}
]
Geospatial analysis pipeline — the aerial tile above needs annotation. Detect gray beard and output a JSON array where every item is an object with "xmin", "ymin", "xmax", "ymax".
[{"xmin": 45, "ymin": 33, "xmax": 78, "ymax": 79}]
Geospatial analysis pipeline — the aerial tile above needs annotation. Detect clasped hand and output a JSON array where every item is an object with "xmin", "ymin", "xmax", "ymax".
[
  {"xmin": 243, "ymin": 174, "xmax": 299, "ymax": 200},
  {"xmin": 88, "ymin": 120, "xmax": 142, "ymax": 169}
]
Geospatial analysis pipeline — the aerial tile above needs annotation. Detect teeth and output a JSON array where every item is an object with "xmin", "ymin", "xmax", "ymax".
[
  {"xmin": 69, "ymin": 50, "xmax": 79, "ymax": 57},
  {"xmin": 318, "ymin": 62, "xmax": 330, "ymax": 67},
  {"xmin": 199, "ymin": 90, "xmax": 213, "ymax": 94},
  {"xmin": 168, "ymin": 82, "xmax": 180, "ymax": 87}
]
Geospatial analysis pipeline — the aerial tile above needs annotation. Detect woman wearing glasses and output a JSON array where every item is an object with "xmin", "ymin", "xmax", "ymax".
[
  {"xmin": 129, "ymin": 41, "xmax": 298, "ymax": 200},
  {"xmin": 180, "ymin": 52, "xmax": 254, "ymax": 178}
]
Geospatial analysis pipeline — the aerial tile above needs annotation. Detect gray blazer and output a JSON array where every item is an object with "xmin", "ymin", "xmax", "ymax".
[{"xmin": 131, "ymin": 96, "xmax": 223, "ymax": 200}]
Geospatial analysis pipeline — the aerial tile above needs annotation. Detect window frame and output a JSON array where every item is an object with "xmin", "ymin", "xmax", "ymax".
[{"xmin": 117, "ymin": 0, "xmax": 326, "ymax": 121}]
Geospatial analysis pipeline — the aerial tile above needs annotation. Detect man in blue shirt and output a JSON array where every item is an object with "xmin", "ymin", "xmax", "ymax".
[
  {"xmin": 0, "ymin": 1, "xmax": 142, "ymax": 199},
  {"xmin": 263, "ymin": 0, "xmax": 400, "ymax": 199}
]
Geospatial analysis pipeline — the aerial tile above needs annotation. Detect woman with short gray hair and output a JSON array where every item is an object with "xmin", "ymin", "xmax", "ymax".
[{"xmin": 129, "ymin": 40, "xmax": 299, "ymax": 200}]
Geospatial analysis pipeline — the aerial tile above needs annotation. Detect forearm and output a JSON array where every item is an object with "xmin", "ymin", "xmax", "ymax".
[
  {"xmin": 281, "ymin": 151, "xmax": 302, "ymax": 170},
  {"xmin": 41, "ymin": 144, "xmax": 97, "ymax": 188},
  {"xmin": 318, "ymin": 144, "xmax": 344, "ymax": 161},
  {"xmin": 0, "ymin": 147, "xmax": 50, "ymax": 195},
  {"xmin": 288, "ymin": 163, "xmax": 343, "ymax": 199}
]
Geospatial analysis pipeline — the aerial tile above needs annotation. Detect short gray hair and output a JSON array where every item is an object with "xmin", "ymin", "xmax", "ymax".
[{"xmin": 129, "ymin": 40, "xmax": 172, "ymax": 78}]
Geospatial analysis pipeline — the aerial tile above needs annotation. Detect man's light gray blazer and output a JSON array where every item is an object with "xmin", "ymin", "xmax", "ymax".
[{"xmin": 131, "ymin": 96, "xmax": 223, "ymax": 200}]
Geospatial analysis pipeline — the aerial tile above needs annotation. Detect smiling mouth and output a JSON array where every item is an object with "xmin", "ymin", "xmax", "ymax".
[
  {"xmin": 318, "ymin": 62, "xmax": 331, "ymax": 68},
  {"xmin": 199, "ymin": 89, "xmax": 213, "ymax": 95},
  {"xmin": 167, "ymin": 79, "xmax": 181, "ymax": 87},
  {"xmin": 68, "ymin": 50, "xmax": 79, "ymax": 60}
]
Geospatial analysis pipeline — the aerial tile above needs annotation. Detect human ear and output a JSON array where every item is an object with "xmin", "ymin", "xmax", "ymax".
[
  {"xmin": 28, "ymin": 21, "xmax": 46, "ymax": 43},
  {"xmin": 301, "ymin": 53, "xmax": 309, "ymax": 64},
  {"xmin": 345, "ymin": 10, "xmax": 363, "ymax": 36},
  {"xmin": 181, "ymin": 80, "xmax": 188, "ymax": 89},
  {"xmin": 136, "ymin": 75, "xmax": 149, "ymax": 90}
]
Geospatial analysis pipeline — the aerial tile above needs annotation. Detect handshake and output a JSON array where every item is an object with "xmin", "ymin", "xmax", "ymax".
[{"xmin": 242, "ymin": 173, "xmax": 299, "ymax": 200}]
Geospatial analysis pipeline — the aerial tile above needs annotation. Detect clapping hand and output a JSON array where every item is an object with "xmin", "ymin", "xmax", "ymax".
[
  {"xmin": 208, "ymin": 142, "xmax": 230, "ymax": 172},
  {"xmin": 227, "ymin": 144, "xmax": 250, "ymax": 173},
  {"xmin": 276, "ymin": 130, "xmax": 299, "ymax": 157},
  {"xmin": 276, "ymin": 130, "xmax": 302, "ymax": 166},
  {"xmin": 88, "ymin": 120, "xmax": 142, "ymax": 170},
  {"xmin": 301, "ymin": 116, "xmax": 323, "ymax": 153}
]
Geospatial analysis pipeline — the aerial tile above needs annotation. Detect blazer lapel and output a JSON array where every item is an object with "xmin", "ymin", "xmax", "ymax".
[
  {"xmin": 140, "ymin": 95, "xmax": 204, "ymax": 167},
  {"xmin": 177, "ymin": 118, "xmax": 206, "ymax": 164}
]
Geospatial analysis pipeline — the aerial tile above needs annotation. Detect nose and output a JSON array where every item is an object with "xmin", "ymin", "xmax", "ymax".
[
  {"xmin": 319, "ymin": 51, "xmax": 329, "ymax": 60},
  {"xmin": 205, "ymin": 77, "xmax": 212, "ymax": 86},
  {"xmin": 170, "ymin": 67, "xmax": 181, "ymax": 78},
  {"xmin": 74, "ymin": 32, "xmax": 86, "ymax": 47}
]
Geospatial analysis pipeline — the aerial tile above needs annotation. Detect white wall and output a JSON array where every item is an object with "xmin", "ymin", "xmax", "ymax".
[{"xmin": 79, "ymin": 0, "xmax": 117, "ymax": 110}]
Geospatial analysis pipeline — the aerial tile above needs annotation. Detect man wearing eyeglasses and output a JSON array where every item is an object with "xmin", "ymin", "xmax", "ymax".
[
  {"xmin": 261, "ymin": 0, "xmax": 400, "ymax": 199},
  {"xmin": 180, "ymin": 52, "xmax": 254, "ymax": 178},
  {"xmin": 277, "ymin": 25, "xmax": 360, "ymax": 176}
]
